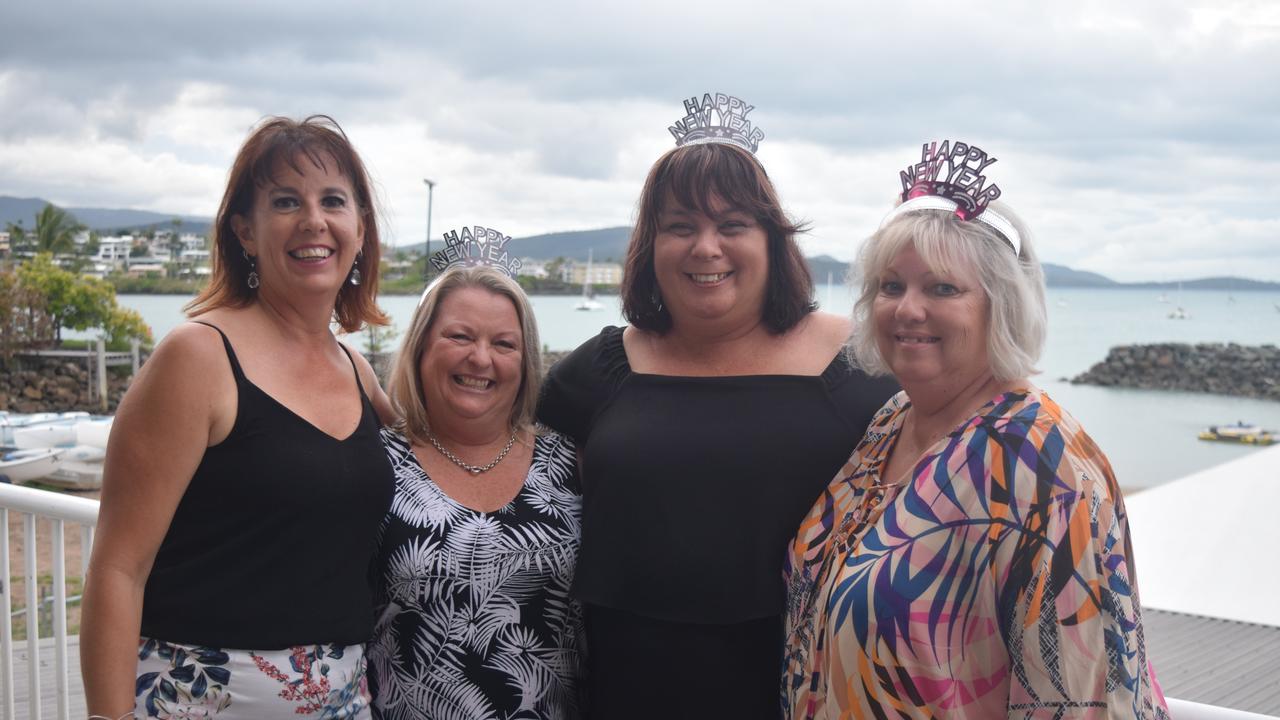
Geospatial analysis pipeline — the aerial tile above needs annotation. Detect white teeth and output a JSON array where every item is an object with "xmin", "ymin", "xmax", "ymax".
[
  {"xmin": 897, "ymin": 336, "xmax": 939, "ymax": 344},
  {"xmin": 289, "ymin": 247, "xmax": 333, "ymax": 259},
  {"xmin": 455, "ymin": 376, "xmax": 492, "ymax": 389},
  {"xmin": 690, "ymin": 272, "xmax": 730, "ymax": 283}
]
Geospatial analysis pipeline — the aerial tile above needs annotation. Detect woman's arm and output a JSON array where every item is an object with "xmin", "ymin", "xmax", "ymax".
[
  {"xmin": 993, "ymin": 425, "xmax": 1166, "ymax": 718},
  {"xmin": 80, "ymin": 324, "xmax": 234, "ymax": 716}
]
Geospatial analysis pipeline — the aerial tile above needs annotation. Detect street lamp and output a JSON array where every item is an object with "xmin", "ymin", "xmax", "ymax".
[{"xmin": 423, "ymin": 178, "xmax": 437, "ymax": 282}]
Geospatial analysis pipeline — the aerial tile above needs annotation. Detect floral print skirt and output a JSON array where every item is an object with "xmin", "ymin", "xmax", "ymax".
[{"xmin": 134, "ymin": 637, "xmax": 371, "ymax": 719}]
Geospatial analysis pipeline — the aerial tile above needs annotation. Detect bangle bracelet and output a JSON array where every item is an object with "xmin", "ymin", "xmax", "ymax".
[{"xmin": 88, "ymin": 712, "xmax": 135, "ymax": 720}]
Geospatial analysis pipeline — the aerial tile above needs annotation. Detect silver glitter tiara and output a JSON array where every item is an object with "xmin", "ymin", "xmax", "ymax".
[
  {"xmin": 668, "ymin": 92, "xmax": 764, "ymax": 154},
  {"xmin": 429, "ymin": 225, "xmax": 523, "ymax": 279}
]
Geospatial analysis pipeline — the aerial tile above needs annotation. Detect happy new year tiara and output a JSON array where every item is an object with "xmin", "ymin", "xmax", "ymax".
[
  {"xmin": 879, "ymin": 140, "xmax": 1022, "ymax": 256},
  {"xmin": 668, "ymin": 92, "xmax": 765, "ymax": 154},
  {"xmin": 428, "ymin": 225, "xmax": 523, "ymax": 279}
]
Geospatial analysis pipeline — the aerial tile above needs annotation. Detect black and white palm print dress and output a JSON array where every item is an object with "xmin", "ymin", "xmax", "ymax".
[{"xmin": 369, "ymin": 427, "xmax": 584, "ymax": 720}]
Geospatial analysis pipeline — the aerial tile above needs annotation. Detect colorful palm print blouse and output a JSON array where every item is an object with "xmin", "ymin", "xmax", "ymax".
[{"xmin": 783, "ymin": 388, "xmax": 1168, "ymax": 719}]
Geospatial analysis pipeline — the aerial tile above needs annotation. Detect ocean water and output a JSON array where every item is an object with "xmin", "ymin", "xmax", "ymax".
[{"xmin": 111, "ymin": 286, "xmax": 1280, "ymax": 489}]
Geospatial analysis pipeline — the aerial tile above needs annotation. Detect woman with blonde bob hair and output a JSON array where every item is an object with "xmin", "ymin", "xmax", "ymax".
[
  {"xmin": 369, "ymin": 263, "xmax": 585, "ymax": 719},
  {"xmin": 783, "ymin": 144, "xmax": 1167, "ymax": 718},
  {"xmin": 387, "ymin": 266, "xmax": 543, "ymax": 442},
  {"xmin": 847, "ymin": 200, "xmax": 1046, "ymax": 383}
]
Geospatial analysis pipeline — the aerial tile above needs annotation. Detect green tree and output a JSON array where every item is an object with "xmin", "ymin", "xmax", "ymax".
[
  {"xmin": 33, "ymin": 203, "xmax": 86, "ymax": 255},
  {"xmin": 15, "ymin": 253, "xmax": 152, "ymax": 345},
  {"xmin": 6, "ymin": 220, "xmax": 29, "ymax": 252}
]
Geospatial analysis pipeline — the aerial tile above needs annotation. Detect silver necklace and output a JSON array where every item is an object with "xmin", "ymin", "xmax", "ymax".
[{"xmin": 426, "ymin": 431, "xmax": 517, "ymax": 475}]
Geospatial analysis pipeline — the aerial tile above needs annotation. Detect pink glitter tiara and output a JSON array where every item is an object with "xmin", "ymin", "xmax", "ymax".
[{"xmin": 881, "ymin": 140, "xmax": 1022, "ymax": 255}]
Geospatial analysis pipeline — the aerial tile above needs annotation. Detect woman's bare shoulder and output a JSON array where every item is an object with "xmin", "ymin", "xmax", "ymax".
[{"xmin": 806, "ymin": 311, "xmax": 852, "ymax": 346}]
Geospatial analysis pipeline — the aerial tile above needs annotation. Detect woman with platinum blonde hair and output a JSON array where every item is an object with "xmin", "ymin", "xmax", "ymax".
[
  {"xmin": 782, "ymin": 142, "xmax": 1167, "ymax": 718},
  {"xmin": 847, "ymin": 199, "xmax": 1046, "ymax": 383},
  {"xmin": 369, "ymin": 259, "xmax": 584, "ymax": 720}
]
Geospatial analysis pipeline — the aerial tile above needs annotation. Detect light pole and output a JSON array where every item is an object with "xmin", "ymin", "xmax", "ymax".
[{"xmin": 423, "ymin": 178, "xmax": 436, "ymax": 282}]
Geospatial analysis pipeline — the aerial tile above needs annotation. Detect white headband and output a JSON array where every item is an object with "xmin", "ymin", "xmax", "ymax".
[{"xmin": 879, "ymin": 196, "xmax": 1022, "ymax": 257}]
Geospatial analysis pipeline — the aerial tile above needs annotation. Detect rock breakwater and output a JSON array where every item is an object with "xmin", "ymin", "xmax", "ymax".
[
  {"xmin": 0, "ymin": 356, "xmax": 134, "ymax": 414},
  {"xmin": 1071, "ymin": 343, "xmax": 1280, "ymax": 400},
  {"xmin": 3, "ymin": 350, "xmax": 575, "ymax": 415}
]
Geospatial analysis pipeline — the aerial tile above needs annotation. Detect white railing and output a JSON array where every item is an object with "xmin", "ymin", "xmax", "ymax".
[
  {"xmin": 1, "ymin": 484, "xmax": 1277, "ymax": 720},
  {"xmin": 1170, "ymin": 698, "xmax": 1280, "ymax": 719},
  {"xmin": 1, "ymin": 482, "xmax": 98, "ymax": 720}
]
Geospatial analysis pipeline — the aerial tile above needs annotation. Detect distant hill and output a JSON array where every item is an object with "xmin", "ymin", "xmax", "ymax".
[
  {"xmin": 807, "ymin": 254, "xmax": 851, "ymax": 282},
  {"xmin": 6, "ymin": 196, "xmax": 1278, "ymax": 291},
  {"xmin": 0, "ymin": 195, "xmax": 212, "ymax": 235},
  {"xmin": 402, "ymin": 226, "xmax": 633, "ymax": 263},
  {"xmin": 1042, "ymin": 264, "xmax": 1117, "ymax": 287}
]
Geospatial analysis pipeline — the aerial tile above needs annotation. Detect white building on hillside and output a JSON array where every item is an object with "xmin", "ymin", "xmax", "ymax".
[
  {"xmin": 95, "ymin": 235, "xmax": 133, "ymax": 264},
  {"xmin": 561, "ymin": 259, "xmax": 623, "ymax": 286}
]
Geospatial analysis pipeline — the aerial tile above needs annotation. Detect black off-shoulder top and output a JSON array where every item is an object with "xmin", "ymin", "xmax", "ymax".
[{"xmin": 538, "ymin": 325, "xmax": 899, "ymax": 623}]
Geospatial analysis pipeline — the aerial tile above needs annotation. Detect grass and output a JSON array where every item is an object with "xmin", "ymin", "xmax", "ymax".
[{"xmin": 6, "ymin": 573, "xmax": 85, "ymax": 640}]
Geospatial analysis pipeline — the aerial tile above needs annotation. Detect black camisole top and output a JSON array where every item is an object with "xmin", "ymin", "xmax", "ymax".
[{"xmin": 140, "ymin": 322, "xmax": 394, "ymax": 649}]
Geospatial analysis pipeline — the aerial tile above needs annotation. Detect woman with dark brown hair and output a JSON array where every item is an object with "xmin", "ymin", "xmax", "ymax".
[
  {"xmin": 537, "ymin": 95, "xmax": 898, "ymax": 718},
  {"xmin": 81, "ymin": 115, "xmax": 394, "ymax": 718}
]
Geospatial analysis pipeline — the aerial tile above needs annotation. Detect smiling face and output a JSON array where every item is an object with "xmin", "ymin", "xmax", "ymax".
[
  {"xmin": 872, "ymin": 244, "xmax": 992, "ymax": 389},
  {"xmin": 418, "ymin": 286, "xmax": 524, "ymax": 434},
  {"xmin": 231, "ymin": 154, "xmax": 363, "ymax": 300},
  {"xmin": 652, "ymin": 194, "xmax": 769, "ymax": 332}
]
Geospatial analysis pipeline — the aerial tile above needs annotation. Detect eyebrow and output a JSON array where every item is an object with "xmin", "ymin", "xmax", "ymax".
[
  {"xmin": 660, "ymin": 206, "xmax": 749, "ymax": 219},
  {"xmin": 266, "ymin": 185, "xmax": 350, "ymax": 197}
]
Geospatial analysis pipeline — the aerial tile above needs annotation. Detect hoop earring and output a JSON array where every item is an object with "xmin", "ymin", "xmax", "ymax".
[{"xmin": 243, "ymin": 249, "xmax": 260, "ymax": 290}]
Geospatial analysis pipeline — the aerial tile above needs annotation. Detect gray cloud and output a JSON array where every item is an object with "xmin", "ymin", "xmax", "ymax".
[{"xmin": 1, "ymin": 0, "xmax": 1278, "ymax": 280}]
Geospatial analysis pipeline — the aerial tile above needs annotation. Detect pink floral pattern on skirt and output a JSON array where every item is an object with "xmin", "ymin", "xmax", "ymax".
[{"xmin": 135, "ymin": 637, "xmax": 370, "ymax": 718}]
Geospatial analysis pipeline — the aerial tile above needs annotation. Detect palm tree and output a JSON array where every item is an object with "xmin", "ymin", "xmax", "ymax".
[{"xmin": 33, "ymin": 203, "xmax": 85, "ymax": 255}]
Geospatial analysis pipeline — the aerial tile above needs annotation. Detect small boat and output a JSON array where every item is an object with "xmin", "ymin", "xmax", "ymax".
[
  {"xmin": 1198, "ymin": 422, "xmax": 1277, "ymax": 445},
  {"xmin": 42, "ymin": 459, "xmax": 105, "ymax": 490},
  {"xmin": 0, "ymin": 411, "xmax": 90, "ymax": 445},
  {"xmin": 1168, "ymin": 306, "xmax": 1189, "ymax": 320},
  {"xmin": 0, "ymin": 448, "xmax": 66, "ymax": 484},
  {"xmin": 574, "ymin": 249, "xmax": 605, "ymax": 312},
  {"xmin": 59, "ymin": 444, "xmax": 107, "ymax": 463},
  {"xmin": 75, "ymin": 417, "xmax": 113, "ymax": 448},
  {"xmin": 13, "ymin": 421, "xmax": 79, "ymax": 449}
]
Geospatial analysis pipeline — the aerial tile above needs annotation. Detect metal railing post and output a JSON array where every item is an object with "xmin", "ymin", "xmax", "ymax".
[
  {"xmin": 24, "ymin": 513, "xmax": 41, "ymax": 720},
  {"xmin": 53, "ymin": 519, "xmax": 70, "ymax": 720},
  {"xmin": 1, "ymin": 510, "xmax": 14, "ymax": 720}
]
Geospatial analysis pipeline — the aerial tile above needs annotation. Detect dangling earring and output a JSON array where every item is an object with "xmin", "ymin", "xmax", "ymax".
[
  {"xmin": 243, "ymin": 249, "xmax": 260, "ymax": 290},
  {"xmin": 652, "ymin": 289, "xmax": 664, "ymax": 314},
  {"xmin": 349, "ymin": 251, "xmax": 362, "ymax": 286}
]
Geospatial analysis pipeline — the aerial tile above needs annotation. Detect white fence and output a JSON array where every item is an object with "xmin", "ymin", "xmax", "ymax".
[
  {"xmin": 0, "ymin": 483, "xmax": 1275, "ymax": 719},
  {"xmin": 1, "ymin": 483, "xmax": 97, "ymax": 720}
]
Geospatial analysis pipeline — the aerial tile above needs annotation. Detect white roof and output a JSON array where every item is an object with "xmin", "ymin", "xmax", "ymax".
[{"xmin": 1125, "ymin": 442, "xmax": 1280, "ymax": 628}]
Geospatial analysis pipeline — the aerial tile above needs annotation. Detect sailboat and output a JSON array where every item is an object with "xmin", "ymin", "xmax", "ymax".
[
  {"xmin": 574, "ymin": 249, "xmax": 604, "ymax": 311},
  {"xmin": 1168, "ymin": 281, "xmax": 1189, "ymax": 319}
]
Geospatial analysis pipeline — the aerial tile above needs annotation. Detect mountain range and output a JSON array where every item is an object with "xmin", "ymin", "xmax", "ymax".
[
  {"xmin": 0, "ymin": 196, "xmax": 213, "ymax": 236},
  {"xmin": 3, "ymin": 196, "xmax": 1274, "ymax": 290}
]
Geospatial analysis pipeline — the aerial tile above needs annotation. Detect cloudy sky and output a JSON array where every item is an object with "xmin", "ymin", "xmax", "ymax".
[{"xmin": 2, "ymin": 0, "xmax": 1278, "ymax": 281}]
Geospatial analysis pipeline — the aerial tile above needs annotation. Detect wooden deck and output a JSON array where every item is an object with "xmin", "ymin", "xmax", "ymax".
[{"xmin": 6, "ymin": 635, "xmax": 86, "ymax": 719}]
